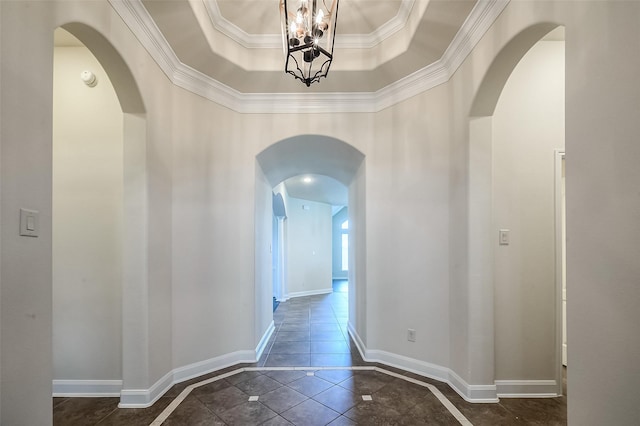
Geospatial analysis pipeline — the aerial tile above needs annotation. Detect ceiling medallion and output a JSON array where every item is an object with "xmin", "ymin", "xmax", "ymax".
[{"xmin": 280, "ymin": 0, "xmax": 339, "ymax": 87}]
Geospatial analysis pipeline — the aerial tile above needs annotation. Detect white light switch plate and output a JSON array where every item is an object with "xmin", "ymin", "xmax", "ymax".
[
  {"xmin": 499, "ymin": 229, "xmax": 510, "ymax": 245},
  {"xmin": 20, "ymin": 208, "xmax": 39, "ymax": 237}
]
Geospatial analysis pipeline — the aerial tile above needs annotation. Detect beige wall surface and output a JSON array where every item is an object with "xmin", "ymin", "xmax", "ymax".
[
  {"xmin": 254, "ymin": 162, "xmax": 273, "ymax": 351},
  {"xmin": 1, "ymin": 1, "xmax": 639, "ymax": 425},
  {"xmin": 283, "ymin": 196, "xmax": 333, "ymax": 297},
  {"xmin": 448, "ymin": 1, "xmax": 640, "ymax": 423},
  {"xmin": 53, "ymin": 43, "xmax": 124, "ymax": 383},
  {"xmin": 492, "ymin": 39, "xmax": 565, "ymax": 381}
]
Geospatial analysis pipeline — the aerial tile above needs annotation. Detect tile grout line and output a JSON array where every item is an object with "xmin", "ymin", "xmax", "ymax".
[{"xmin": 329, "ymin": 294, "xmax": 349, "ymax": 343}]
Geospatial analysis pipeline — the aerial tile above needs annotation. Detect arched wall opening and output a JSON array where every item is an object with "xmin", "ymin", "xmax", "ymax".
[
  {"xmin": 52, "ymin": 27, "xmax": 124, "ymax": 395},
  {"xmin": 51, "ymin": 23, "xmax": 149, "ymax": 402},
  {"xmin": 271, "ymin": 173, "xmax": 347, "ymax": 302},
  {"xmin": 468, "ymin": 23, "xmax": 565, "ymax": 398},
  {"xmin": 255, "ymin": 135, "xmax": 366, "ymax": 351}
]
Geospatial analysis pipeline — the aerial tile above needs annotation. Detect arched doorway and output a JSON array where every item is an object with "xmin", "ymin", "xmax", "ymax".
[
  {"xmin": 469, "ymin": 23, "xmax": 566, "ymax": 398},
  {"xmin": 51, "ymin": 23, "xmax": 148, "ymax": 403},
  {"xmin": 254, "ymin": 135, "xmax": 366, "ymax": 357},
  {"xmin": 52, "ymin": 27, "xmax": 125, "ymax": 396}
]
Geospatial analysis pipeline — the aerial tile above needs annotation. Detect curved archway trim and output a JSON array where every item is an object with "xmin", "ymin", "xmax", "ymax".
[
  {"xmin": 62, "ymin": 22, "xmax": 145, "ymax": 114},
  {"xmin": 54, "ymin": 23, "xmax": 151, "ymax": 405},
  {"xmin": 470, "ymin": 22, "xmax": 562, "ymax": 117},
  {"xmin": 254, "ymin": 134, "xmax": 366, "ymax": 359},
  {"xmin": 465, "ymin": 22, "xmax": 566, "ymax": 400},
  {"xmin": 256, "ymin": 134, "xmax": 365, "ymax": 186}
]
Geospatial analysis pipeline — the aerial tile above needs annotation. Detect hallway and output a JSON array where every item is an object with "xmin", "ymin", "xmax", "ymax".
[
  {"xmin": 53, "ymin": 290, "xmax": 567, "ymax": 425},
  {"xmin": 260, "ymin": 282, "xmax": 355, "ymax": 368}
]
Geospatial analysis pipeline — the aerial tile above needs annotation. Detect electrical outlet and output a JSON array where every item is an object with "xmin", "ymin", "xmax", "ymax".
[{"xmin": 407, "ymin": 328, "xmax": 416, "ymax": 342}]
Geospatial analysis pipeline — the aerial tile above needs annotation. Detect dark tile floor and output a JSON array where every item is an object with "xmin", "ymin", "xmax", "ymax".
[{"xmin": 53, "ymin": 282, "xmax": 567, "ymax": 425}]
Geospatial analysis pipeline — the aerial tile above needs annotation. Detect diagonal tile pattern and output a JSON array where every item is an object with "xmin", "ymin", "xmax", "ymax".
[
  {"xmin": 52, "ymin": 282, "xmax": 567, "ymax": 425},
  {"xmin": 149, "ymin": 366, "xmax": 473, "ymax": 426}
]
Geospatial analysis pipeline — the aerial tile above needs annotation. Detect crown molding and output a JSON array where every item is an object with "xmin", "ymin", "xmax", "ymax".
[
  {"xmin": 442, "ymin": 0, "xmax": 509, "ymax": 74},
  {"xmin": 202, "ymin": 0, "xmax": 416, "ymax": 50},
  {"xmin": 109, "ymin": 0, "xmax": 180, "ymax": 80},
  {"xmin": 109, "ymin": 0, "xmax": 243, "ymax": 110},
  {"xmin": 109, "ymin": 0, "xmax": 510, "ymax": 114}
]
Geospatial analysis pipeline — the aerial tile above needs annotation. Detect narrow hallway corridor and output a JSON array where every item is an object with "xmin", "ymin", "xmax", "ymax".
[{"xmin": 260, "ymin": 284, "xmax": 360, "ymax": 368}]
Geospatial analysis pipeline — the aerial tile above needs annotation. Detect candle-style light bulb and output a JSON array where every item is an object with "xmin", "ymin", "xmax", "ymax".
[
  {"xmin": 289, "ymin": 21, "xmax": 302, "ymax": 46},
  {"xmin": 316, "ymin": 9, "xmax": 324, "ymax": 24}
]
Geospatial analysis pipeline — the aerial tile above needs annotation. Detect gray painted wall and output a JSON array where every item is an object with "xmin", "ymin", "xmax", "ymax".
[
  {"xmin": 1, "ymin": 1, "xmax": 639, "ymax": 424},
  {"xmin": 284, "ymin": 196, "xmax": 333, "ymax": 297},
  {"xmin": 492, "ymin": 40, "xmax": 565, "ymax": 381}
]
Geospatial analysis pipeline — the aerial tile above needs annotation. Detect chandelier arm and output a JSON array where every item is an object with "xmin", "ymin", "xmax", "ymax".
[
  {"xmin": 288, "ymin": 43, "xmax": 315, "ymax": 54},
  {"xmin": 314, "ymin": 46, "xmax": 333, "ymax": 59}
]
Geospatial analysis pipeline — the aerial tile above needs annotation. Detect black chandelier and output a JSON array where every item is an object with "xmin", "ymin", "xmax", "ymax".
[{"xmin": 280, "ymin": 0, "xmax": 339, "ymax": 87}]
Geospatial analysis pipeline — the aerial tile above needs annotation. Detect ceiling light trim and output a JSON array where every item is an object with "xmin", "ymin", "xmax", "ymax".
[
  {"xmin": 203, "ymin": 0, "xmax": 416, "ymax": 50},
  {"xmin": 109, "ymin": 0, "xmax": 509, "ymax": 114}
]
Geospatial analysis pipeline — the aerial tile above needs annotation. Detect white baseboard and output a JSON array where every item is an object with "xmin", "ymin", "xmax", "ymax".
[
  {"xmin": 286, "ymin": 288, "xmax": 333, "ymax": 299},
  {"xmin": 347, "ymin": 323, "xmax": 367, "ymax": 360},
  {"xmin": 172, "ymin": 350, "xmax": 257, "ymax": 385},
  {"xmin": 347, "ymin": 324, "xmax": 498, "ymax": 403},
  {"xmin": 448, "ymin": 370, "xmax": 499, "ymax": 402},
  {"xmin": 64, "ymin": 327, "xmax": 558, "ymax": 407},
  {"xmin": 53, "ymin": 380, "xmax": 123, "ymax": 397},
  {"xmin": 119, "ymin": 324, "xmax": 275, "ymax": 408},
  {"xmin": 119, "ymin": 350, "xmax": 257, "ymax": 408},
  {"xmin": 119, "ymin": 370, "xmax": 174, "ymax": 408},
  {"xmin": 256, "ymin": 321, "xmax": 275, "ymax": 360},
  {"xmin": 365, "ymin": 348, "xmax": 451, "ymax": 384},
  {"xmin": 495, "ymin": 380, "xmax": 559, "ymax": 398}
]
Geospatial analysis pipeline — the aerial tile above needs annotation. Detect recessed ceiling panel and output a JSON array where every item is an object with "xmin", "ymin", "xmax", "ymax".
[
  {"xmin": 216, "ymin": 1, "xmax": 282, "ymax": 35},
  {"xmin": 337, "ymin": 0, "xmax": 405, "ymax": 35},
  {"xmin": 216, "ymin": 0, "xmax": 405, "ymax": 36},
  {"xmin": 140, "ymin": 0, "xmax": 479, "ymax": 93}
]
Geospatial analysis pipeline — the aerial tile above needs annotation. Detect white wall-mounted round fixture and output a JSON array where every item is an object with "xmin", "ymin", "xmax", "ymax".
[{"xmin": 80, "ymin": 70, "xmax": 98, "ymax": 87}]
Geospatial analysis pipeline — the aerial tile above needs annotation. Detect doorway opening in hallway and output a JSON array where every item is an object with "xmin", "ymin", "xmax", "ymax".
[
  {"xmin": 255, "ymin": 135, "xmax": 365, "ymax": 368},
  {"xmin": 272, "ymin": 174, "xmax": 349, "ymax": 304},
  {"xmin": 52, "ymin": 27, "xmax": 124, "ymax": 392},
  {"xmin": 263, "ymin": 174, "xmax": 357, "ymax": 368},
  {"xmin": 51, "ymin": 25, "xmax": 147, "ymax": 399},
  {"xmin": 470, "ymin": 24, "xmax": 566, "ymax": 397}
]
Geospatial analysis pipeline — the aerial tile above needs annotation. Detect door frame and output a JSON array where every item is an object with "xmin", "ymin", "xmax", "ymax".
[{"xmin": 554, "ymin": 149, "xmax": 566, "ymax": 396}]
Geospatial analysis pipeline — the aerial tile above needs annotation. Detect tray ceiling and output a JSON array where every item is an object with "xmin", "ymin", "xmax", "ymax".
[{"xmin": 139, "ymin": 0, "xmax": 478, "ymax": 93}]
